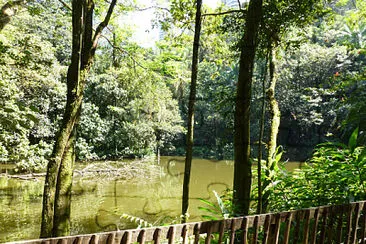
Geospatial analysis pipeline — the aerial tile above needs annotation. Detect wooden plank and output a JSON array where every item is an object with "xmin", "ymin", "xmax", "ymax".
[
  {"xmin": 218, "ymin": 220, "xmax": 225, "ymax": 244},
  {"xmin": 73, "ymin": 236, "xmax": 83, "ymax": 244},
  {"xmin": 361, "ymin": 202, "xmax": 366, "ymax": 244},
  {"xmin": 153, "ymin": 228, "xmax": 161, "ymax": 244},
  {"xmin": 336, "ymin": 204, "xmax": 345, "ymax": 243},
  {"xmin": 194, "ymin": 223, "xmax": 201, "ymax": 244},
  {"xmin": 283, "ymin": 212, "xmax": 293, "ymax": 244},
  {"xmin": 229, "ymin": 219, "xmax": 236, "ymax": 244},
  {"xmin": 205, "ymin": 222, "xmax": 214, "ymax": 244},
  {"xmin": 272, "ymin": 214, "xmax": 281, "ymax": 244},
  {"xmin": 90, "ymin": 235, "xmax": 99, "ymax": 244},
  {"xmin": 181, "ymin": 225, "xmax": 188, "ymax": 244},
  {"xmin": 229, "ymin": 218, "xmax": 242, "ymax": 244},
  {"xmin": 167, "ymin": 226, "xmax": 176, "ymax": 244},
  {"xmin": 346, "ymin": 203, "xmax": 356, "ymax": 244},
  {"xmin": 138, "ymin": 230, "xmax": 146, "ymax": 244},
  {"xmin": 106, "ymin": 233, "xmax": 115, "ymax": 244},
  {"xmin": 113, "ymin": 231, "xmax": 123, "ymax": 243},
  {"xmin": 310, "ymin": 208, "xmax": 320, "ymax": 244},
  {"xmin": 121, "ymin": 231, "xmax": 132, "ymax": 244},
  {"xmin": 293, "ymin": 210, "xmax": 302, "ymax": 244},
  {"xmin": 319, "ymin": 207, "xmax": 328, "ymax": 244},
  {"xmin": 351, "ymin": 202, "xmax": 362, "ymax": 244},
  {"xmin": 262, "ymin": 215, "xmax": 271, "ymax": 244},
  {"xmin": 302, "ymin": 209, "xmax": 310, "ymax": 244},
  {"xmin": 326, "ymin": 205, "xmax": 336, "ymax": 243},
  {"xmin": 241, "ymin": 218, "xmax": 248, "ymax": 244},
  {"xmin": 251, "ymin": 215, "xmax": 259, "ymax": 244}
]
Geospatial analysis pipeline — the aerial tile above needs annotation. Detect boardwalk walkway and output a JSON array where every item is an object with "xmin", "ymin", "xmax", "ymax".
[{"xmin": 9, "ymin": 200, "xmax": 366, "ymax": 244}]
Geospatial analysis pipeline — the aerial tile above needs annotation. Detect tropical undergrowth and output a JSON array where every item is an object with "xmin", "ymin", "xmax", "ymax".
[{"xmin": 200, "ymin": 128, "xmax": 365, "ymax": 218}]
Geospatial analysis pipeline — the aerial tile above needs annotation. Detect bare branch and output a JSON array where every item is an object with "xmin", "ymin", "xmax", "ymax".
[
  {"xmin": 202, "ymin": 9, "xmax": 245, "ymax": 17},
  {"xmin": 100, "ymin": 33, "xmax": 146, "ymax": 69},
  {"xmin": 133, "ymin": 5, "xmax": 169, "ymax": 12},
  {"xmin": 57, "ymin": 0, "xmax": 71, "ymax": 11},
  {"xmin": 92, "ymin": 0, "xmax": 117, "ymax": 50}
]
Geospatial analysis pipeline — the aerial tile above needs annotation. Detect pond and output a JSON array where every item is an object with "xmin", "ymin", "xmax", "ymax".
[{"xmin": 0, "ymin": 157, "xmax": 302, "ymax": 243}]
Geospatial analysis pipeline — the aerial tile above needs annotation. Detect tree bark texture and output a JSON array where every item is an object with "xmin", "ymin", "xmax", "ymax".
[
  {"xmin": 0, "ymin": 0, "xmax": 25, "ymax": 31},
  {"xmin": 40, "ymin": 0, "xmax": 83, "ymax": 237},
  {"xmin": 53, "ymin": 128, "xmax": 76, "ymax": 236},
  {"xmin": 266, "ymin": 47, "xmax": 280, "ymax": 169},
  {"xmin": 262, "ymin": 46, "xmax": 280, "ymax": 213},
  {"xmin": 233, "ymin": 0, "xmax": 263, "ymax": 216},
  {"xmin": 40, "ymin": 0, "xmax": 117, "ymax": 237},
  {"xmin": 182, "ymin": 0, "xmax": 202, "ymax": 223}
]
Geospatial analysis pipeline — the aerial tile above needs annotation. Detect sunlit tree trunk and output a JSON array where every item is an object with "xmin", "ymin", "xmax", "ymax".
[
  {"xmin": 53, "ymin": 128, "xmax": 76, "ymax": 236},
  {"xmin": 182, "ymin": 0, "xmax": 202, "ymax": 223},
  {"xmin": 40, "ymin": 0, "xmax": 117, "ymax": 237},
  {"xmin": 266, "ymin": 46, "xmax": 280, "ymax": 169},
  {"xmin": 233, "ymin": 0, "xmax": 263, "ymax": 216},
  {"xmin": 262, "ymin": 45, "xmax": 280, "ymax": 213},
  {"xmin": 40, "ymin": 0, "xmax": 83, "ymax": 236}
]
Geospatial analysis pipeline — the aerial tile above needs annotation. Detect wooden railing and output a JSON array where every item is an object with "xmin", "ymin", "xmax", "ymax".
[{"xmin": 10, "ymin": 200, "xmax": 366, "ymax": 244}]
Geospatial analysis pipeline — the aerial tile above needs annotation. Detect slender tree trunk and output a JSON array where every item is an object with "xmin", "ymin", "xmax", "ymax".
[
  {"xmin": 233, "ymin": 0, "xmax": 263, "ymax": 216},
  {"xmin": 40, "ymin": 0, "xmax": 83, "ymax": 236},
  {"xmin": 256, "ymin": 57, "xmax": 268, "ymax": 214},
  {"xmin": 53, "ymin": 128, "xmax": 76, "ymax": 236},
  {"xmin": 266, "ymin": 47, "xmax": 280, "ymax": 169},
  {"xmin": 40, "ymin": 0, "xmax": 116, "ymax": 237},
  {"xmin": 262, "ymin": 46, "xmax": 280, "ymax": 213},
  {"xmin": 182, "ymin": 0, "xmax": 202, "ymax": 223}
]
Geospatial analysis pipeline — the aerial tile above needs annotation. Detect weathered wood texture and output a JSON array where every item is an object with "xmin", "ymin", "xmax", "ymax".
[{"xmin": 8, "ymin": 200, "xmax": 366, "ymax": 244}]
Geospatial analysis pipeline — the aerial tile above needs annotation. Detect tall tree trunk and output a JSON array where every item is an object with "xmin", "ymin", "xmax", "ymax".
[
  {"xmin": 40, "ymin": 0, "xmax": 83, "ymax": 237},
  {"xmin": 256, "ymin": 57, "xmax": 268, "ymax": 214},
  {"xmin": 181, "ymin": 0, "xmax": 202, "ymax": 223},
  {"xmin": 40, "ymin": 0, "xmax": 117, "ymax": 237},
  {"xmin": 0, "ymin": 0, "xmax": 25, "ymax": 31},
  {"xmin": 266, "ymin": 47, "xmax": 280, "ymax": 169},
  {"xmin": 53, "ymin": 128, "xmax": 76, "ymax": 236},
  {"xmin": 262, "ymin": 46, "xmax": 280, "ymax": 213},
  {"xmin": 233, "ymin": 0, "xmax": 263, "ymax": 216}
]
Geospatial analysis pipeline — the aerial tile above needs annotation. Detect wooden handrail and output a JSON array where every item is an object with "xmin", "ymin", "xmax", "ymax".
[{"xmin": 7, "ymin": 200, "xmax": 366, "ymax": 244}]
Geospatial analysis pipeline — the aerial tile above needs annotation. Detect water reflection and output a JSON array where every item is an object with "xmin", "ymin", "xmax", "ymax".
[{"xmin": 0, "ymin": 157, "xmax": 301, "ymax": 242}]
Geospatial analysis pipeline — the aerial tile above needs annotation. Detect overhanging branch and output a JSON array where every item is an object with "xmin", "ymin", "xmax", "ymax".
[{"xmin": 202, "ymin": 9, "xmax": 245, "ymax": 17}]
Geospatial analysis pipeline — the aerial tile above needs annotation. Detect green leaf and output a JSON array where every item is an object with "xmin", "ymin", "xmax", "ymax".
[{"xmin": 348, "ymin": 127, "xmax": 359, "ymax": 152}]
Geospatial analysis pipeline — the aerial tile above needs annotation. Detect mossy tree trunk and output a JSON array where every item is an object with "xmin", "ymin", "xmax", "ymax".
[
  {"xmin": 266, "ymin": 46, "xmax": 280, "ymax": 169},
  {"xmin": 182, "ymin": 0, "xmax": 202, "ymax": 223},
  {"xmin": 233, "ymin": 0, "xmax": 263, "ymax": 216},
  {"xmin": 262, "ymin": 45, "xmax": 280, "ymax": 213},
  {"xmin": 40, "ymin": 0, "xmax": 117, "ymax": 237}
]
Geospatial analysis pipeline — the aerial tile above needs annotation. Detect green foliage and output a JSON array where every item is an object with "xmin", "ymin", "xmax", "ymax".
[
  {"xmin": 267, "ymin": 128, "xmax": 365, "ymax": 212},
  {"xmin": 0, "ymin": 0, "xmax": 67, "ymax": 171},
  {"xmin": 78, "ymin": 38, "xmax": 184, "ymax": 159},
  {"xmin": 120, "ymin": 213, "xmax": 153, "ymax": 228},
  {"xmin": 198, "ymin": 189, "xmax": 234, "ymax": 221}
]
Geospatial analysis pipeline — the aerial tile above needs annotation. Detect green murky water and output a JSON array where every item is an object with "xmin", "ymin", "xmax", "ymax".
[{"xmin": 0, "ymin": 157, "xmax": 302, "ymax": 243}]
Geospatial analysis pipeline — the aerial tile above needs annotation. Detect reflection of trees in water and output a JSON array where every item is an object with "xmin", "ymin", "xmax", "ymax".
[
  {"xmin": 167, "ymin": 158, "xmax": 230, "ymax": 199},
  {"xmin": 64, "ymin": 158, "xmax": 230, "ymax": 232},
  {"xmin": 93, "ymin": 158, "xmax": 230, "ymax": 231}
]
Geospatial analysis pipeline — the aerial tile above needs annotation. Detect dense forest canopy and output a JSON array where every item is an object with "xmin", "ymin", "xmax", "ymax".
[
  {"xmin": 0, "ymin": 0, "xmax": 366, "ymax": 229},
  {"xmin": 0, "ymin": 0, "xmax": 365, "ymax": 238},
  {"xmin": 1, "ymin": 0, "xmax": 364, "ymax": 171}
]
